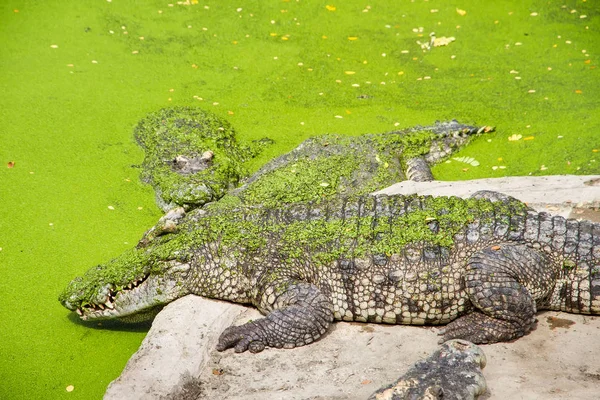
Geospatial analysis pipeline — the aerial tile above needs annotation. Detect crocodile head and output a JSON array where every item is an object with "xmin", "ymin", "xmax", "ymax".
[{"xmin": 59, "ymin": 247, "xmax": 191, "ymax": 322}]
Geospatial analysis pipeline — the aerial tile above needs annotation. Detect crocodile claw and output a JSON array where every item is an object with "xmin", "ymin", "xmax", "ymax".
[{"xmin": 216, "ymin": 323, "xmax": 267, "ymax": 353}]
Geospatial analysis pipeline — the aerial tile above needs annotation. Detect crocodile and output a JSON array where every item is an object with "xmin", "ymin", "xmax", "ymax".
[
  {"xmin": 226, "ymin": 120, "xmax": 494, "ymax": 208},
  {"xmin": 369, "ymin": 339, "xmax": 487, "ymax": 400},
  {"xmin": 134, "ymin": 106, "xmax": 493, "ymax": 210},
  {"xmin": 59, "ymin": 192, "xmax": 600, "ymax": 352}
]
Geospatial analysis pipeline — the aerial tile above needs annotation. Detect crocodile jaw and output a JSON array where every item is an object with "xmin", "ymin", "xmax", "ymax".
[{"xmin": 63, "ymin": 262, "xmax": 192, "ymax": 322}]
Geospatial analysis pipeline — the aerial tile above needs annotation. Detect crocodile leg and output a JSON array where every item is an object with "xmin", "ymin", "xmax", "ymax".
[
  {"xmin": 404, "ymin": 156, "xmax": 435, "ymax": 181},
  {"xmin": 439, "ymin": 244, "xmax": 553, "ymax": 344},
  {"xmin": 216, "ymin": 281, "xmax": 333, "ymax": 353}
]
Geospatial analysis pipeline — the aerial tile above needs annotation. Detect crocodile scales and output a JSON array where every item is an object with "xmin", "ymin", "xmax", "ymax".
[{"xmin": 59, "ymin": 193, "xmax": 600, "ymax": 352}]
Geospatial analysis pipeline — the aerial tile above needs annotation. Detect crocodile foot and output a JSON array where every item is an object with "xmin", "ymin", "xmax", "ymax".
[
  {"xmin": 217, "ymin": 282, "xmax": 333, "ymax": 353},
  {"xmin": 437, "ymin": 312, "xmax": 525, "ymax": 344}
]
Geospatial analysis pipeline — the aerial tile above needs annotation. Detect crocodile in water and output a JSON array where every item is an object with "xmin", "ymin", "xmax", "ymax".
[{"xmin": 134, "ymin": 107, "xmax": 493, "ymax": 210}]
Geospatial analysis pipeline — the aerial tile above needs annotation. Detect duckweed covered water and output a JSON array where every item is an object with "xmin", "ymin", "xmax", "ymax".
[{"xmin": 0, "ymin": 1, "xmax": 598, "ymax": 398}]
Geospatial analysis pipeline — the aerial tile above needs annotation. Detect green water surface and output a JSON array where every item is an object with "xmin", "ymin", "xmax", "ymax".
[{"xmin": 0, "ymin": 1, "xmax": 598, "ymax": 398}]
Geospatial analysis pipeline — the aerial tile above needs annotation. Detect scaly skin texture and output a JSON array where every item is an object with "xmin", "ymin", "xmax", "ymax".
[
  {"xmin": 369, "ymin": 339, "xmax": 487, "ymax": 400},
  {"xmin": 59, "ymin": 193, "xmax": 600, "ymax": 352}
]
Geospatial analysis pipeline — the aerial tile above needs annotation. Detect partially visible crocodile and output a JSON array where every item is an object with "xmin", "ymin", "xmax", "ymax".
[
  {"xmin": 134, "ymin": 106, "xmax": 493, "ymax": 210},
  {"xmin": 59, "ymin": 192, "xmax": 600, "ymax": 352},
  {"xmin": 369, "ymin": 340, "xmax": 487, "ymax": 400},
  {"xmin": 226, "ymin": 120, "xmax": 493, "ymax": 207}
]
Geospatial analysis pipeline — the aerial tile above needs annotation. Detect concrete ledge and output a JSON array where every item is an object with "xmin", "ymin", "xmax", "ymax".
[{"xmin": 375, "ymin": 175, "xmax": 600, "ymax": 220}]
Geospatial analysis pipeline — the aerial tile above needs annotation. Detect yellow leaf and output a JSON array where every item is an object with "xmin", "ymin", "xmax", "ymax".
[
  {"xmin": 325, "ymin": 5, "xmax": 336, "ymax": 11},
  {"xmin": 456, "ymin": 8, "xmax": 467, "ymax": 16},
  {"xmin": 523, "ymin": 136, "xmax": 535, "ymax": 141},
  {"xmin": 348, "ymin": 36, "xmax": 358, "ymax": 41},
  {"xmin": 344, "ymin": 71, "xmax": 356, "ymax": 75},
  {"xmin": 433, "ymin": 36, "xmax": 456, "ymax": 47}
]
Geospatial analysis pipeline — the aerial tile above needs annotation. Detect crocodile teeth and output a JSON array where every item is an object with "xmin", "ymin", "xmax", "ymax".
[
  {"xmin": 127, "ymin": 283, "xmax": 133, "ymax": 289},
  {"xmin": 98, "ymin": 303, "xmax": 105, "ymax": 310},
  {"xmin": 76, "ymin": 308, "xmax": 83, "ymax": 316},
  {"xmin": 105, "ymin": 300, "xmax": 115, "ymax": 309}
]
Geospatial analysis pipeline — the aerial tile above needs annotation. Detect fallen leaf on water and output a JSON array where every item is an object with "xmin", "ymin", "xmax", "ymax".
[
  {"xmin": 452, "ymin": 156, "xmax": 480, "ymax": 166},
  {"xmin": 508, "ymin": 134, "xmax": 522, "ymax": 141},
  {"xmin": 433, "ymin": 36, "xmax": 455, "ymax": 47},
  {"xmin": 7, "ymin": 161, "xmax": 15, "ymax": 168},
  {"xmin": 66, "ymin": 385, "xmax": 74, "ymax": 392},
  {"xmin": 456, "ymin": 8, "xmax": 467, "ymax": 16},
  {"xmin": 575, "ymin": 90, "xmax": 583, "ymax": 94},
  {"xmin": 325, "ymin": 5, "xmax": 336, "ymax": 11},
  {"xmin": 523, "ymin": 136, "xmax": 535, "ymax": 141}
]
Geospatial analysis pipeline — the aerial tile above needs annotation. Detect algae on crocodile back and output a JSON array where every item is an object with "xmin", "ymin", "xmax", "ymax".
[
  {"xmin": 200, "ymin": 193, "xmax": 528, "ymax": 266},
  {"xmin": 59, "ymin": 193, "xmax": 529, "ymax": 309},
  {"xmin": 229, "ymin": 123, "xmax": 488, "ymax": 208},
  {"xmin": 134, "ymin": 107, "xmax": 255, "ymax": 211}
]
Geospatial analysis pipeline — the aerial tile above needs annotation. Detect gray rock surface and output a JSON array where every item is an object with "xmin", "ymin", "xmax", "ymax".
[
  {"xmin": 105, "ymin": 176, "xmax": 600, "ymax": 400},
  {"xmin": 375, "ymin": 175, "xmax": 600, "ymax": 219},
  {"xmin": 104, "ymin": 296, "xmax": 245, "ymax": 400}
]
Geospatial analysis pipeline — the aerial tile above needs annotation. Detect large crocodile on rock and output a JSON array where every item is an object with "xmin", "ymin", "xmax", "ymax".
[{"xmin": 59, "ymin": 192, "xmax": 600, "ymax": 352}]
